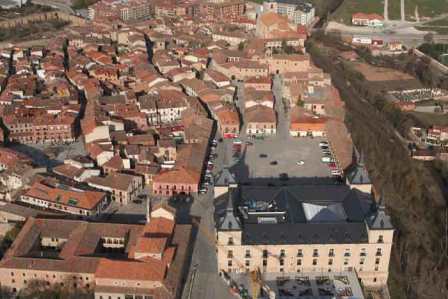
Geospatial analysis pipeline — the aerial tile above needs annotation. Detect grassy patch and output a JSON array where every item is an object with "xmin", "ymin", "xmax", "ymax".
[
  {"xmin": 423, "ymin": 16, "xmax": 448, "ymax": 26},
  {"xmin": 0, "ymin": 2, "xmax": 53, "ymax": 19},
  {"xmin": 408, "ymin": 111, "xmax": 448, "ymax": 128},
  {"xmin": 391, "ymin": 0, "xmax": 448, "ymax": 21},
  {"xmin": 71, "ymin": 0, "xmax": 99, "ymax": 10},
  {"xmin": 331, "ymin": 0, "xmax": 384, "ymax": 25},
  {"xmin": 331, "ymin": 0, "xmax": 448, "ymax": 23},
  {"xmin": 0, "ymin": 20, "xmax": 69, "ymax": 42},
  {"xmin": 415, "ymin": 25, "xmax": 448, "ymax": 34},
  {"xmin": 405, "ymin": 0, "xmax": 448, "ymax": 20}
]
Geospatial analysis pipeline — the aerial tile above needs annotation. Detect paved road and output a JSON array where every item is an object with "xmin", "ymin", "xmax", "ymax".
[
  {"xmin": 273, "ymin": 75, "xmax": 290, "ymax": 139},
  {"xmin": 181, "ymin": 131, "xmax": 236, "ymax": 299}
]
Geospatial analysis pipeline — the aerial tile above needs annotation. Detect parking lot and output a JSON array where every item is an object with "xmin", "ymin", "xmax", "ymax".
[{"xmin": 221, "ymin": 135, "xmax": 335, "ymax": 182}]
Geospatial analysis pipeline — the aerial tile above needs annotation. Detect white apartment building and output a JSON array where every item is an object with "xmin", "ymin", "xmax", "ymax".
[{"xmin": 263, "ymin": 0, "xmax": 315, "ymax": 26}]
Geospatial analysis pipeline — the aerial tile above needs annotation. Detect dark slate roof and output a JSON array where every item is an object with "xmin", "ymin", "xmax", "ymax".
[
  {"xmin": 242, "ymin": 222, "xmax": 368, "ymax": 245},
  {"xmin": 367, "ymin": 205, "xmax": 393, "ymax": 230},
  {"xmin": 238, "ymin": 185, "xmax": 366, "ymax": 224},
  {"xmin": 346, "ymin": 152, "xmax": 371, "ymax": 185},
  {"xmin": 218, "ymin": 190, "xmax": 241, "ymax": 231},
  {"xmin": 231, "ymin": 184, "xmax": 390, "ymax": 245}
]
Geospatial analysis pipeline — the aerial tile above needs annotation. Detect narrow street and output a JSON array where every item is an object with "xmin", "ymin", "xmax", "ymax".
[{"xmin": 272, "ymin": 75, "xmax": 290, "ymax": 140}]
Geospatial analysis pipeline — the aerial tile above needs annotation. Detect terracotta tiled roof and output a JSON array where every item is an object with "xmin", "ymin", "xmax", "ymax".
[
  {"xmin": 245, "ymin": 105, "xmax": 276, "ymax": 123},
  {"xmin": 153, "ymin": 166, "xmax": 200, "ymax": 184},
  {"xmin": 24, "ymin": 180, "xmax": 106, "ymax": 210},
  {"xmin": 95, "ymin": 258, "xmax": 167, "ymax": 281}
]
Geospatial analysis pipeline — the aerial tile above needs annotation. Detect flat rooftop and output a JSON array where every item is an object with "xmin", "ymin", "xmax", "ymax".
[{"xmin": 229, "ymin": 271, "xmax": 365, "ymax": 299}]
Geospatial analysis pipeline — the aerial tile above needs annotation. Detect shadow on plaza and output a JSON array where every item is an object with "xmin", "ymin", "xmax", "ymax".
[
  {"xmin": 228, "ymin": 146, "xmax": 343, "ymax": 186},
  {"xmin": 213, "ymin": 147, "xmax": 346, "ymax": 226}
]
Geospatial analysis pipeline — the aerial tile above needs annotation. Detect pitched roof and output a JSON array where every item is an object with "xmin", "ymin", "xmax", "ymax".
[
  {"xmin": 24, "ymin": 180, "xmax": 105, "ymax": 210},
  {"xmin": 87, "ymin": 172, "xmax": 137, "ymax": 191},
  {"xmin": 153, "ymin": 167, "xmax": 200, "ymax": 185},
  {"xmin": 245, "ymin": 105, "xmax": 276, "ymax": 123}
]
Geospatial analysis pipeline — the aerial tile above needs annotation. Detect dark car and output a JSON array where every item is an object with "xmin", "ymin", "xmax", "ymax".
[
  {"xmin": 270, "ymin": 161, "xmax": 278, "ymax": 165},
  {"xmin": 246, "ymin": 141, "xmax": 253, "ymax": 146},
  {"xmin": 259, "ymin": 154, "xmax": 268, "ymax": 158},
  {"xmin": 279, "ymin": 173, "xmax": 289, "ymax": 181}
]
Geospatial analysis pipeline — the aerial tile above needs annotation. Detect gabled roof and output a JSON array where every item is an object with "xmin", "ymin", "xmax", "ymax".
[{"xmin": 346, "ymin": 151, "xmax": 371, "ymax": 185}]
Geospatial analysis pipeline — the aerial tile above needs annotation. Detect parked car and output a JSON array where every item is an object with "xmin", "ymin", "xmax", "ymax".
[
  {"xmin": 199, "ymin": 188, "xmax": 207, "ymax": 194},
  {"xmin": 321, "ymin": 156, "xmax": 331, "ymax": 163},
  {"xmin": 296, "ymin": 160, "xmax": 305, "ymax": 166},
  {"xmin": 319, "ymin": 141, "xmax": 329, "ymax": 147},
  {"xmin": 320, "ymin": 145, "xmax": 329, "ymax": 150},
  {"xmin": 279, "ymin": 173, "xmax": 289, "ymax": 180},
  {"xmin": 270, "ymin": 161, "xmax": 278, "ymax": 165},
  {"xmin": 208, "ymin": 161, "xmax": 213, "ymax": 165},
  {"xmin": 322, "ymin": 150, "xmax": 331, "ymax": 155},
  {"xmin": 328, "ymin": 162, "xmax": 337, "ymax": 168},
  {"xmin": 245, "ymin": 141, "xmax": 253, "ymax": 146},
  {"xmin": 331, "ymin": 169, "xmax": 342, "ymax": 176},
  {"xmin": 259, "ymin": 154, "xmax": 268, "ymax": 158}
]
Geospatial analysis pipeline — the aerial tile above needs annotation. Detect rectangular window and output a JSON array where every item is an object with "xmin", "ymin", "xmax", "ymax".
[
  {"xmin": 279, "ymin": 259, "xmax": 284, "ymax": 266},
  {"xmin": 329, "ymin": 249, "xmax": 334, "ymax": 257},
  {"xmin": 313, "ymin": 249, "xmax": 319, "ymax": 257},
  {"xmin": 328, "ymin": 259, "xmax": 333, "ymax": 265},
  {"xmin": 312, "ymin": 259, "xmax": 317, "ymax": 266},
  {"xmin": 297, "ymin": 259, "xmax": 302, "ymax": 266}
]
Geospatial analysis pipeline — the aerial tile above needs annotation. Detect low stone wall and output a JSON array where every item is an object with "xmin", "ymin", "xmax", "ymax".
[{"xmin": 0, "ymin": 11, "xmax": 87, "ymax": 28}]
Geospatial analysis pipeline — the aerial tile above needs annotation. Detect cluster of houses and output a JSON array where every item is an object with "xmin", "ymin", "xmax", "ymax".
[{"xmin": 0, "ymin": 0, "xmax": 387, "ymax": 298}]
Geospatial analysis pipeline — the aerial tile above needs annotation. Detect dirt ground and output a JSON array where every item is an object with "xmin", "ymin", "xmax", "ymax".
[{"xmin": 352, "ymin": 62, "xmax": 414, "ymax": 82}]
